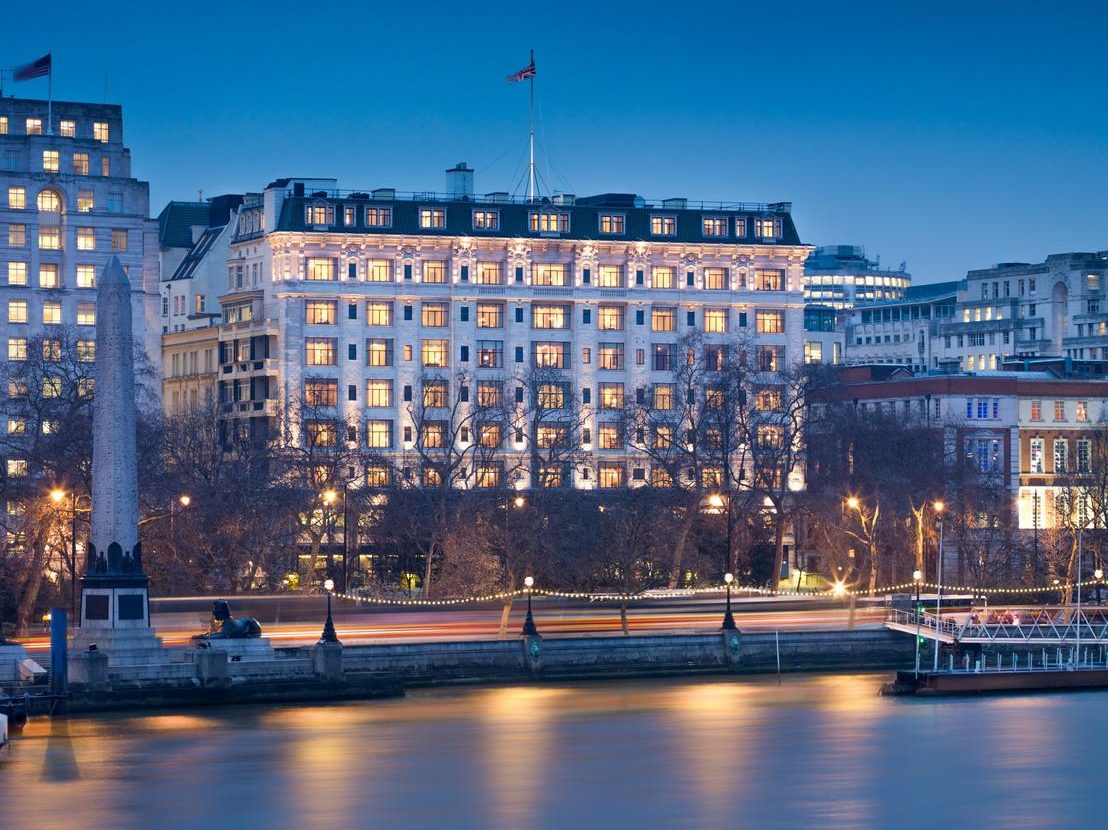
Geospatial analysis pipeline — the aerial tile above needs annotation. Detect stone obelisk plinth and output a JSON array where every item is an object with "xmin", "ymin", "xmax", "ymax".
[{"xmin": 73, "ymin": 257, "xmax": 162, "ymax": 665}]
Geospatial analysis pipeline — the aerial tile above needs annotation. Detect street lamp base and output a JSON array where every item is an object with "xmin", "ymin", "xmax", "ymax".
[
  {"xmin": 721, "ymin": 611, "xmax": 738, "ymax": 631},
  {"xmin": 521, "ymin": 609, "xmax": 539, "ymax": 637}
]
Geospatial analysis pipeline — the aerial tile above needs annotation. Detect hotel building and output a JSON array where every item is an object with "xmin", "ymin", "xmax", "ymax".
[{"xmin": 200, "ymin": 167, "xmax": 814, "ymax": 489}]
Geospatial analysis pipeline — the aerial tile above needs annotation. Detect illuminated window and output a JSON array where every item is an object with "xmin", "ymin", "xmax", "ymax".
[
  {"xmin": 305, "ymin": 338, "xmax": 336, "ymax": 365},
  {"xmin": 77, "ymin": 340, "xmax": 95, "ymax": 362},
  {"xmin": 7, "ymin": 459, "xmax": 28, "ymax": 478},
  {"xmin": 305, "ymin": 421, "xmax": 338, "ymax": 447},
  {"xmin": 366, "ymin": 338, "xmax": 393, "ymax": 367},
  {"xmin": 78, "ymin": 302, "xmax": 99, "ymax": 325},
  {"xmin": 533, "ymin": 342, "xmax": 567, "ymax": 368},
  {"xmin": 306, "ymin": 258, "xmax": 335, "ymax": 281},
  {"xmin": 7, "ymin": 300, "xmax": 27, "ymax": 323},
  {"xmin": 42, "ymin": 376, "xmax": 62, "ymax": 398},
  {"xmin": 422, "ymin": 302, "xmax": 448, "ymax": 327},
  {"xmin": 804, "ymin": 341, "xmax": 823, "ymax": 364},
  {"xmin": 39, "ymin": 264, "xmax": 59, "ymax": 288},
  {"xmin": 475, "ymin": 465, "xmax": 502, "ymax": 488},
  {"xmin": 1076, "ymin": 401, "xmax": 1088, "ymax": 422},
  {"xmin": 77, "ymin": 190, "xmax": 94, "ymax": 212},
  {"xmin": 735, "ymin": 217, "xmax": 747, "ymax": 236},
  {"xmin": 75, "ymin": 227, "xmax": 96, "ymax": 250},
  {"xmin": 650, "ymin": 215, "xmax": 676, "ymax": 236},
  {"xmin": 26, "ymin": 118, "xmax": 43, "ymax": 135},
  {"xmin": 304, "ymin": 379, "xmax": 338, "ymax": 407},
  {"xmin": 7, "ymin": 224, "xmax": 25, "ymax": 246},
  {"xmin": 366, "ymin": 380, "xmax": 392, "ymax": 407},
  {"xmin": 532, "ymin": 264, "xmax": 566, "ymax": 286},
  {"xmin": 529, "ymin": 212, "xmax": 569, "ymax": 233},
  {"xmin": 1053, "ymin": 401, "xmax": 1066, "ymax": 421},
  {"xmin": 477, "ymin": 340, "xmax": 502, "ymax": 368},
  {"xmin": 421, "ymin": 422, "xmax": 446, "ymax": 448},
  {"xmin": 365, "ymin": 207, "xmax": 392, "ymax": 227},
  {"xmin": 7, "ymin": 262, "xmax": 27, "ymax": 286},
  {"xmin": 756, "ymin": 388, "xmax": 782, "ymax": 411},
  {"xmin": 598, "ymin": 424, "xmax": 622, "ymax": 449},
  {"xmin": 651, "ymin": 467, "xmax": 674, "ymax": 487},
  {"xmin": 652, "ymin": 267, "xmax": 675, "ymax": 289},
  {"xmin": 366, "ymin": 259, "xmax": 391, "ymax": 282},
  {"xmin": 756, "ymin": 269, "xmax": 784, "ymax": 291},
  {"xmin": 598, "ymin": 343, "xmax": 623, "ymax": 370},
  {"xmin": 597, "ymin": 304, "xmax": 624, "ymax": 330},
  {"xmin": 704, "ymin": 308, "xmax": 728, "ymax": 333},
  {"xmin": 597, "ymin": 265, "xmax": 623, "ymax": 288},
  {"xmin": 756, "ymin": 345, "xmax": 782, "ymax": 372},
  {"xmin": 599, "ymin": 383, "xmax": 624, "ymax": 409},
  {"xmin": 1030, "ymin": 400, "xmax": 1042, "ymax": 421},
  {"xmin": 537, "ymin": 383, "xmax": 566, "ymax": 409},
  {"xmin": 599, "ymin": 214, "xmax": 625, "ymax": 234},
  {"xmin": 42, "ymin": 150, "xmax": 59, "ymax": 173},
  {"xmin": 419, "ymin": 208, "xmax": 446, "ymax": 229},
  {"xmin": 756, "ymin": 310, "xmax": 785, "ymax": 334},
  {"xmin": 423, "ymin": 380, "xmax": 448, "ymax": 408},
  {"xmin": 58, "ymin": 119, "xmax": 76, "ymax": 138},
  {"xmin": 305, "ymin": 204, "xmax": 334, "ymax": 225},
  {"xmin": 7, "ymin": 419, "xmax": 25, "ymax": 436},
  {"xmin": 111, "ymin": 229, "xmax": 128, "ymax": 251},
  {"xmin": 757, "ymin": 425, "xmax": 784, "ymax": 449},
  {"xmin": 422, "ymin": 261, "xmax": 447, "ymax": 284},
  {"xmin": 0, "ymin": 117, "xmax": 6, "ymax": 134},
  {"xmin": 8, "ymin": 187, "xmax": 26, "ymax": 209},
  {"xmin": 651, "ymin": 307, "xmax": 675, "ymax": 332},
  {"xmin": 422, "ymin": 339, "xmax": 448, "ymax": 367},
  {"xmin": 343, "ymin": 206, "xmax": 356, "ymax": 226},
  {"xmin": 7, "ymin": 338, "xmax": 26, "ymax": 360},
  {"xmin": 477, "ymin": 303, "xmax": 503, "ymax": 328},
  {"xmin": 653, "ymin": 384, "xmax": 674, "ymax": 410},
  {"xmin": 365, "ymin": 466, "xmax": 391, "ymax": 486},
  {"xmin": 755, "ymin": 217, "xmax": 781, "ymax": 238},
  {"xmin": 598, "ymin": 463, "xmax": 624, "ymax": 489},
  {"xmin": 477, "ymin": 383, "xmax": 502, "ymax": 407},
  {"xmin": 93, "ymin": 122, "xmax": 110, "ymax": 143},
  {"xmin": 367, "ymin": 302, "xmax": 392, "ymax": 326},
  {"xmin": 480, "ymin": 424, "xmax": 504, "ymax": 448},
  {"xmin": 38, "ymin": 226, "xmax": 61, "ymax": 250},
  {"xmin": 472, "ymin": 210, "xmax": 499, "ymax": 230},
  {"xmin": 475, "ymin": 262, "xmax": 502, "ymax": 285},
  {"xmin": 533, "ymin": 304, "xmax": 569, "ymax": 329},
  {"xmin": 704, "ymin": 268, "xmax": 729, "ymax": 290},
  {"xmin": 702, "ymin": 216, "xmax": 728, "ymax": 237},
  {"xmin": 306, "ymin": 300, "xmax": 337, "ymax": 325}
]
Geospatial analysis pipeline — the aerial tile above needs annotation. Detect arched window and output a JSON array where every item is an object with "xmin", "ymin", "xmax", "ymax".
[{"xmin": 37, "ymin": 188, "xmax": 63, "ymax": 212}]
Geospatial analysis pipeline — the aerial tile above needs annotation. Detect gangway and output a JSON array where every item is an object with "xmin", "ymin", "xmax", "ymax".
[{"xmin": 886, "ymin": 606, "xmax": 1108, "ymax": 646}]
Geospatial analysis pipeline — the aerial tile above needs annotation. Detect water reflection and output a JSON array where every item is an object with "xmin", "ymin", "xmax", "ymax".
[{"xmin": 1, "ymin": 674, "xmax": 1106, "ymax": 830}]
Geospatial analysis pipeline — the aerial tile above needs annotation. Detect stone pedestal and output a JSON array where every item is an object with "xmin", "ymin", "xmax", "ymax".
[
  {"xmin": 71, "ymin": 627, "xmax": 166, "ymax": 668},
  {"xmin": 310, "ymin": 641, "xmax": 344, "ymax": 682},
  {"xmin": 194, "ymin": 648, "xmax": 229, "ymax": 685},
  {"xmin": 720, "ymin": 629, "xmax": 742, "ymax": 666},
  {"xmin": 189, "ymin": 638, "xmax": 274, "ymax": 664},
  {"xmin": 69, "ymin": 648, "xmax": 110, "ymax": 689}
]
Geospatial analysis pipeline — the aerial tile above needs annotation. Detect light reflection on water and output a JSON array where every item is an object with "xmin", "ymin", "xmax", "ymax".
[{"xmin": 2, "ymin": 673, "xmax": 1106, "ymax": 830}]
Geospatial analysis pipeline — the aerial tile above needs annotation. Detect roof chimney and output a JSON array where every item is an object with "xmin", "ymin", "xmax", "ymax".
[{"xmin": 446, "ymin": 162, "xmax": 473, "ymax": 199}]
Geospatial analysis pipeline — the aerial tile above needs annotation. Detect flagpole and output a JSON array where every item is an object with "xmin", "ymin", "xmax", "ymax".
[
  {"xmin": 528, "ymin": 49, "xmax": 535, "ymax": 203},
  {"xmin": 47, "ymin": 59, "xmax": 53, "ymax": 135}
]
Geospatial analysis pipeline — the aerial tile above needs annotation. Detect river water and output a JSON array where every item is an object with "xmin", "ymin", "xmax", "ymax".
[{"xmin": 2, "ymin": 673, "xmax": 1105, "ymax": 830}]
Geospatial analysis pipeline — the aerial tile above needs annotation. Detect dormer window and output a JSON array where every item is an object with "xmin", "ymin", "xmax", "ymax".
[
  {"xmin": 365, "ymin": 206, "xmax": 392, "ymax": 228},
  {"xmin": 735, "ymin": 217, "xmax": 747, "ymax": 237},
  {"xmin": 419, "ymin": 208, "xmax": 446, "ymax": 229},
  {"xmin": 650, "ymin": 215, "xmax": 676, "ymax": 236},
  {"xmin": 755, "ymin": 217, "xmax": 781, "ymax": 239},
  {"xmin": 530, "ymin": 211, "xmax": 569, "ymax": 234},
  {"xmin": 472, "ymin": 210, "xmax": 499, "ymax": 231},
  {"xmin": 599, "ymin": 214, "xmax": 625, "ymax": 234},
  {"xmin": 702, "ymin": 216, "xmax": 728, "ymax": 237},
  {"xmin": 306, "ymin": 203, "xmax": 334, "ymax": 226}
]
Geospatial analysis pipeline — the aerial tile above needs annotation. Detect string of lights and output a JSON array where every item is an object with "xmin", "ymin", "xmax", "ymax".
[{"xmin": 330, "ymin": 577, "xmax": 1106, "ymax": 607}]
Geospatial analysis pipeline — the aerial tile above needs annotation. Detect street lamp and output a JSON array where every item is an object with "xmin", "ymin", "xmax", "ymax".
[
  {"xmin": 514, "ymin": 495, "xmax": 525, "ymax": 509},
  {"xmin": 319, "ymin": 577, "xmax": 340, "ymax": 644},
  {"xmin": 932, "ymin": 500, "xmax": 944, "ymax": 673},
  {"xmin": 320, "ymin": 487, "xmax": 349, "ymax": 592},
  {"xmin": 521, "ymin": 575, "xmax": 538, "ymax": 636},
  {"xmin": 846, "ymin": 496, "xmax": 860, "ymax": 511},
  {"xmin": 1096, "ymin": 568, "xmax": 1104, "ymax": 606},
  {"xmin": 913, "ymin": 568, "xmax": 923, "ymax": 676},
  {"xmin": 49, "ymin": 488, "xmax": 90, "ymax": 620},
  {"xmin": 721, "ymin": 572, "xmax": 737, "ymax": 630},
  {"xmin": 179, "ymin": 494, "xmax": 191, "ymax": 508}
]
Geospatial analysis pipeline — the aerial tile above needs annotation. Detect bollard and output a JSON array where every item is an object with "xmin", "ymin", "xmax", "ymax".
[{"xmin": 49, "ymin": 608, "xmax": 67, "ymax": 698}]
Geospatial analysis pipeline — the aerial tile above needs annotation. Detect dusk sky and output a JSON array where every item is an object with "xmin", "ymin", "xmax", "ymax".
[{"xmin": 3, "ymin": 0, "xmax": 1106, "ymax": 283}]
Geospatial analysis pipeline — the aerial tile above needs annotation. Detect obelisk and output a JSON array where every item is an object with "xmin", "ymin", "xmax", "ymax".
[{"xmin": 76, "ymin": 256, "xmax": 151, "ymax": 635}]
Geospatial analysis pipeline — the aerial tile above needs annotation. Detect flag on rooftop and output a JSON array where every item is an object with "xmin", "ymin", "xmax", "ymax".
[
  {"xmin": 506, "ymin": 59, "xmax": 535, "ymax": 83},
  {"xmin": 14, "ymin": 53, "xmax": 51, "ymax": 81}
]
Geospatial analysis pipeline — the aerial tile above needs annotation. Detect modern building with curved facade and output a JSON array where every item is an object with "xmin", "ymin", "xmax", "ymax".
[{"xmin": 803, "ymin": 244, "xmax": 910, "ymax": 309}]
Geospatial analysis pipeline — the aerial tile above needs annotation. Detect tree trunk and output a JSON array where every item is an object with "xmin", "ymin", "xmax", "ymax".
[
  {"xmin": 868, "ymin": 543, "xmax": 878, "ymax": 598},
  {"xmin": 773, "ymin": 504, "xmax": 786, "ymax": 585},
  {"xmin": 620, "ymin": 601, "xmax": 629, "ymax": 635},
  {"xmin": 16, "ymin": 539, "xmax": 50, "ymax": 632},
  {"xmin": 498, "ymin": 597, "xmax": 512, "ymax": 638},
  {"xmin": 667, "ymin": 502, "xmax": 697, "ymax": 588}
]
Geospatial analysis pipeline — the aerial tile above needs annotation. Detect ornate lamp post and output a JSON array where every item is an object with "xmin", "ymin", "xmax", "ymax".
[
  {"xmin": 50, "ymin": 488, "xmax": 94, "ymax": 620},
  {"xmin": 721, "ymin": 572, "xmax": 737, "ymax": 630},
  {"xmin": 521, "ymin": 575, "xmax": 538, "ymax": 636},
  {"xmin": 932, "ymin": 500, "xmax": 945, "ymax": 673},
  {"xmin": 320, "ymin": 577, "xmax": 340, "ymax": 644},
  {"xmin": 1096, "ymin": 568, "xmax": 1104, "ymax": 606}
]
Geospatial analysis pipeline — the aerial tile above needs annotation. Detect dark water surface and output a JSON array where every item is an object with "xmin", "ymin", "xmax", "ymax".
[{"xmin": 2, "ymin": 673, "xmax": 1105, "ymax": 830}]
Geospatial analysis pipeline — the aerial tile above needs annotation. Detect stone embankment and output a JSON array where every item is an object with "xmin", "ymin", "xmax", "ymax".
[{"xmin": 55, "ymin": 629, "xmax": 911, "ymax": 712}]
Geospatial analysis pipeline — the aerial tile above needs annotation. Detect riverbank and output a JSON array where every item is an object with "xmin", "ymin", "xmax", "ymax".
[{"xmin": 54, "ymin": 628, "xmax": 912, "ymax": 713}]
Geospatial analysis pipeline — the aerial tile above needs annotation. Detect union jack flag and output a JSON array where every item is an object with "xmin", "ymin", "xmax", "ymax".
[{"xmin": 506, "ymin": 59, "xmax": 535, "ymax": 83}]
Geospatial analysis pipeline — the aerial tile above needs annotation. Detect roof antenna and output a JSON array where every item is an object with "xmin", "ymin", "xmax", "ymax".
[{"xmin": 198, "ymin": 188, "xmax": 204, "ymax": 202}]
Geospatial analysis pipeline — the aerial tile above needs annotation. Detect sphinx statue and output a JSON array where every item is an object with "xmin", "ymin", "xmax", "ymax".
[{"xmin": 198, "ymin": 599, "xmax": 262, "ymax": 639}]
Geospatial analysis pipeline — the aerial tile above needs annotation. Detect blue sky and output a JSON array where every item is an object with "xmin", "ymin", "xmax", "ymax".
[{"xmin": 3, "ymin": 0, "xmax": 1106, "ymax": 282}]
